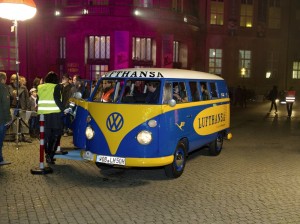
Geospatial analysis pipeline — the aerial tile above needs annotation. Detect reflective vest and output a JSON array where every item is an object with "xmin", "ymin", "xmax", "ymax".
[
  {"xmin": 101, "ymin": 88, "xmax": 114, "ymax": 102},
  {"xmin": 285, "ymin": 90, "xmax": 296, "ymax": 103},
  {"xmin": 37, "ymin": 83, "xmax": 61, "ymax": 114}
]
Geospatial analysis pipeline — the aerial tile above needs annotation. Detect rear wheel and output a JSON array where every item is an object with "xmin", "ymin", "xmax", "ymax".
[
  {"xmin": 209, "ymin": 133, "xmax": 223, "ymax": 156},
  {"xmin": 164, "ymin": 140, "xmax": 187, "ymax": 178}
]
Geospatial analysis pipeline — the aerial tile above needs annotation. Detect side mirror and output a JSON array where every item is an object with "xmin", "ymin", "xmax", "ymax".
[
  {"xmin": 168, "ymin": 99, "xmax": 176, "ymax": 107},
  {"xmin": 74, "ymin": 92, "xmax": 82, "ymax": 99}
]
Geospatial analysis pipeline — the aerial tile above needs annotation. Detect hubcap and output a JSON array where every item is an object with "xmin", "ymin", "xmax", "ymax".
[{"xmin": 175, "ymin": 150, "xmax": 184, "ymax": 169}]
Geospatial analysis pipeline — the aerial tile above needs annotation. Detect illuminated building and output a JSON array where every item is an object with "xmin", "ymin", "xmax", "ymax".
[{"xmin": 0, "ymin": 0, "xmax": 299, "ymax": 93}]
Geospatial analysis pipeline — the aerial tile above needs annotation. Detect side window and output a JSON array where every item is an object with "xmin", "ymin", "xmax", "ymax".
[
  {"xmin": 122, "ymin": 80, "xmax": 146, "ymax": 103},
  {"xmin": 163, "ymin": 82, "xmax": 172, "ymax": 104},
  {"xmin": 92, "ymin": 79, "xmax": 117, "ymax": 102},
  {"xmin": 93, "ymin": 81, "xmax": 104, "ymax": 102},
  {"xmin": 173, "ymin": 81, "xmax": 189, "ymax": 103},
  {"xmin": 200, "ymin": 82, "xmax": 210, "ymax": 100},
  {"xmin": 113, "ymin": 81, "xmax": 124, "ymax": 102},
  {"xmin": 189, "ymin": 81, "xmax": 200, "ymax": 102},
  {"xmin": 209, "ymin": 82, "xmax": 218, "ymax": 99}
]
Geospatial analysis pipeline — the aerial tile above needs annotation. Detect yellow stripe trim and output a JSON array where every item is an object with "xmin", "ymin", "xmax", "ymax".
[
  {"xmin": 125, "ymin": 155, "xmax": 174, "ymax": 167},
  {"xmin": 162, "ymin": 98, "xmax": 230, "ymax": 113},
  {"xmin": 82, "ymin": 150, "xmax": 174, "ymax": 167}
]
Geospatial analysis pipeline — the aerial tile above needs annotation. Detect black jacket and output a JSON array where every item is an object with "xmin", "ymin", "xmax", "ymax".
[{"xmin": 0, "ymin": 83, "xmax": 12, "ymax": 125}]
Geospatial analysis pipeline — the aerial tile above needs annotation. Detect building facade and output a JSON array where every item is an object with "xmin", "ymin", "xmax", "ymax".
[{"xmin": 0, "ymin": 0, "xmax": 299, "ymax": 94}]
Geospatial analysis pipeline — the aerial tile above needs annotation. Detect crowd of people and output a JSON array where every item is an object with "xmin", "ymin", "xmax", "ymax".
[{"xmin": 0, "ymin": 71, "xmax": 90, "ymax": 165}]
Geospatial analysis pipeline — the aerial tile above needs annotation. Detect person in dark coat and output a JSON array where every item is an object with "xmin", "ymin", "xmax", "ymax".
[
  {"xmin": 61, "ymin": 74, "xmax": 72, "ymax": 136},
  {"xmin": 268, "ymin": 85, "xmax": 278, "ymax": 113},
  {"xmin": 0, "ymin": 72, "xmax": 12, "ymax": 165}
]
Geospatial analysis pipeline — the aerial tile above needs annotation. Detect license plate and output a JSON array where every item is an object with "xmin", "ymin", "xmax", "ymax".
[{"xmin": 96, "ymin": 155, "xmax": 126, "ymax": 166}]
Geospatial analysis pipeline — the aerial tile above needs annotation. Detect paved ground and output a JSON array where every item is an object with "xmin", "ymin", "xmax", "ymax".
[{"xmin": 1, "ymin": 101, "xmax": 300, "ymax": 224}]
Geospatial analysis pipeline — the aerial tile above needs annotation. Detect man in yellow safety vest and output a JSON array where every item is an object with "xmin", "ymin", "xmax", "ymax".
[{"xmin": 37, "ymin": 71, "xmax": 65, "ymax": 164}]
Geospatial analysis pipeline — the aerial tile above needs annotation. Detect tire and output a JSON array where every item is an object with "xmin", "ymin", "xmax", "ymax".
[
  {"xmin": 209, "ymin": 133, "xmax": 223, "ymax": 156},
  {"xmin": 164, "ymin": 140, "xmax": 187, "ymax": 178}
]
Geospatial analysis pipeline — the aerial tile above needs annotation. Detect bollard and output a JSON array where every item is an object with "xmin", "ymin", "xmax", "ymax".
[{"xmin": 30, "ymin": 114, "xmax": 53, "ymax": 175}]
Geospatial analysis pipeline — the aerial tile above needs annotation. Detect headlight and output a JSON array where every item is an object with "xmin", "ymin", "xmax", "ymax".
[
  {"xmin": 137, "ymin": 130, "xmax": 152, "ymax": 145},
  {"xmin": 85, "ymin": 126, "xmax": 95, "ymax": 140}
]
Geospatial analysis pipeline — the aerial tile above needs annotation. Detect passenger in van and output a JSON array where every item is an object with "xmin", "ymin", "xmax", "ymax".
[
  {"xmin": 173, "ymin": 84, "xmax": 182, "ymax": 102},
  {"xmin": 133, "ymin": 81, "xmax": 147, "ymax": 101},
  {"xmin": 101, "ymin": 81, "xmax": 114, "ymax": 102},
  {"xmin": 145, "ymin": 82, "xmax": 160, "ymax": 104},
  {"xmin": 201, "ymin": 84, "xmax": 209, "ymax": 100},
  {"xmin": 121, "ymin": 85, "xmax": 136, "ymax": 103},
  {"xmin": 173, "ymin": 83, "xmax": 188, "ymax": 103}
]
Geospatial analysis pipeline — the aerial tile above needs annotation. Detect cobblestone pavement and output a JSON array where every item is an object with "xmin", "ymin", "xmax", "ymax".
[{"xmin": 1, "ymin": 101, "xmax": 300, "ymax": 224}]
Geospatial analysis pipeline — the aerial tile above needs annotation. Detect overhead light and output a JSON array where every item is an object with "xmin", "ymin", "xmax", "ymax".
[
  {"xmin": 0, "ymin": 0, "xmax": 37, "ymax": 21},
  {"xmin": 82, "ymin": 8, "xmax": 88, "ymax": 15},
  {"xmin": 55, "ymin": 10, "xmax": 61, "ymax": 16},
  {"xmin": 134, "ymin": 10, "xmax": 140, "ymax": 16}
]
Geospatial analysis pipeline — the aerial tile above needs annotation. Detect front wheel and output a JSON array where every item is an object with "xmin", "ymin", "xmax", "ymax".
[
  {"xmin": 209, "ymin": 133, "xmax": 223, "ymax": 156},
  {"xmin": 164, "ymin": 140, "xmax": 187, "ymax": 178}
]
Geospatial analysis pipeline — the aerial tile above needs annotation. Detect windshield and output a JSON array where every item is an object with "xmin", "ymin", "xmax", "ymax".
[{"xmin": 92, "ymin": 79, "xmax": 161, "ymax": 104}]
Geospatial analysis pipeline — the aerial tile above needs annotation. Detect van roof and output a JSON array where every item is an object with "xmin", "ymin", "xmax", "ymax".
[{"xmin": 104, "ymin": 68, "xmax": 224, "ymax": 80}]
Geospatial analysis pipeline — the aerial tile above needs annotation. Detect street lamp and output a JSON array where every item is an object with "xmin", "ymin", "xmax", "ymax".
[
  {"xmin": 0, "ymin": 0, "xmax": 36, "ymax": 21},
  {"xmin": 0, "ymin": 0, "xmax": 36, "ymax": 148}
]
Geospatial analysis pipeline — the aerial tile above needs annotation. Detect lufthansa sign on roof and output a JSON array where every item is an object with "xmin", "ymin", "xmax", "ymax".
[{"xmin": 105, "ymin": 70, "xmax": 164, "ymax": 78}]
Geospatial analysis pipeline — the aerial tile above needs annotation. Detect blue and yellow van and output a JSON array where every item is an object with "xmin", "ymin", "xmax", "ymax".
[{"xmin": 70, "ymin": 68, "xmax": 232, "ymax": 178}]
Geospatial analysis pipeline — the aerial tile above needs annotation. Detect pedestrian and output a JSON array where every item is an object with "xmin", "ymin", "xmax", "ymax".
[
  {"xmin": 8, "ymin": 74, "xmax": 18, "ymax": 108},
  {"xmin": 0, "ymin": 72, "xmax": 12, "ymax": 165},
  {"xmin": 234, "ymin": 85, "xmax": 242, "ymax": 106},
  {"xmin": 285, "ymin": 87, "xmax": 296, "ymax": 118},
  {"xmin": 17, "ymin": 75, "xmax": 30, "ymax": 111},
  {"xmin": 32, "ymin": 76, "xmax": 43, "ymax": 89},
  {"xmin": 241, "ymin": 86, "xmax": 247, "ymax": 108},
  {"xmin": 37, "ymin": 71, "xmax": 65, "ymax": 164},
  {"xmin": 28, "ymin": 88, "xmax": 39, "ymax": 138},
  {"xmin": 268, "ymin": 85, "xmax": 278, "ymax": 113},
  {"xmin": 61, "ymin": 74, "xmax": 72, "ymax": 137}
]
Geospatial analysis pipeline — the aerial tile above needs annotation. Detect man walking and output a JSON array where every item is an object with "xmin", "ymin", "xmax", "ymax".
[{"xmin": 268, "ymin": 85, "xmax": 278, "ymax": 113}]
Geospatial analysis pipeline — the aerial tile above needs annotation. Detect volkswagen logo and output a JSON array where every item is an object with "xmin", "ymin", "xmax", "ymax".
[{"xmin": 106, "ymin": 112, "xmax": 124, "ymax": 132}]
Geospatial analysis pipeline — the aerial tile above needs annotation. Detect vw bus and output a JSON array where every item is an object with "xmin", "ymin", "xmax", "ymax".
[{"xmin": 71, "ymin": 68, "xmax": 232, "ymax": 178}]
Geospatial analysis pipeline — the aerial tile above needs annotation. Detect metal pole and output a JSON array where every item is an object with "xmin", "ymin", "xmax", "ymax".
[{"xmin": 13, "ymin": 20, "xmax": 21, "ymax": 150}]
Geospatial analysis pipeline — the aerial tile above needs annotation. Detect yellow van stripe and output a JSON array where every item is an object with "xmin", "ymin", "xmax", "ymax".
[{"xmin": 162, "ymin": 98, "xmax": 230, "ymax": 113}]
